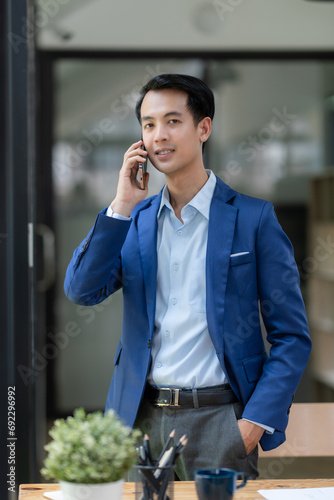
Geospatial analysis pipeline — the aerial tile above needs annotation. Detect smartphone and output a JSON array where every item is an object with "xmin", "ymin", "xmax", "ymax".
[{"xmin": 138, "ymin": 140, "xmax": 147, "ymax": 190}]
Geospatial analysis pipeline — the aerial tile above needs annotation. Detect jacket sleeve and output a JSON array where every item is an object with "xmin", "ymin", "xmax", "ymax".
[
  {"xmin": 241, "ymin": 202, "xmax": 312, "ymax": 440},
  {"xmin": 64, "ymin": 209, "xmax": 132, "ymax": 305}
]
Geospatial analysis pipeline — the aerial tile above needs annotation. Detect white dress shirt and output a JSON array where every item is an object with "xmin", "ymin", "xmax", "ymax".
[{"xmin": 148, "ymin": 170, "xmax": 227, "ymax": 388}]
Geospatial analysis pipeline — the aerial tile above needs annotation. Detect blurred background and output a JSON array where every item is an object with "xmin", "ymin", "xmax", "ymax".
[{"xmin": 1, "ymin": 0, "xmax": 334, "ymax": 495}]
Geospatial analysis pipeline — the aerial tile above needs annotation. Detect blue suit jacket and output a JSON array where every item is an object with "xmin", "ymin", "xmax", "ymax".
[{"xmin": 64, "ymin": 177, "xmax": 311, "ymax": 451}]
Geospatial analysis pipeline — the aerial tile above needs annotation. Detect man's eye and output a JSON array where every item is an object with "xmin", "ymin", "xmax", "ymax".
[
  {"xmin": 169, "ymin": 119, "xmax": 179, "ymax": 124},
  {"xmin": 144, "ymin": 123, "xmax": 153, "ymax": 129}
]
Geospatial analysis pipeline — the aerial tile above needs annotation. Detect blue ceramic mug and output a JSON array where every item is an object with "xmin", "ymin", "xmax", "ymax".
[{"xmin": 194, "ymin": 468, "xmax": 248, "ymax": 500}]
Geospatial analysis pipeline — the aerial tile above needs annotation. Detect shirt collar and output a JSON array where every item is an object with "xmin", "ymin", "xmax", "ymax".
[{"xmin": 157, "ymin": 169, "xmax": 216, "ymax": 220}]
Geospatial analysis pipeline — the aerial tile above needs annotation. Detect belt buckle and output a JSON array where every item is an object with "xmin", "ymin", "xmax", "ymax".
[{"xmin": 156, "ymin": 388, "xmax": 180, "ymax": 407}]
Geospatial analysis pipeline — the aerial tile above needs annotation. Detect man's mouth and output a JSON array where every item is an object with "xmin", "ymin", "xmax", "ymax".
[{"xmin": 155, "ymin": 148, "xmax": 175, "ymax": 158}]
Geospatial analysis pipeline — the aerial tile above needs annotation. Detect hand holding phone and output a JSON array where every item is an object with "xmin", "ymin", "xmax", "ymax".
[
  {"xmin": 110, "ymin": 140, "xmax": 148, "ymax": 217},
  {"xmin": 138, "ymin": 141, "xmax": 147, "ymax": 190}
]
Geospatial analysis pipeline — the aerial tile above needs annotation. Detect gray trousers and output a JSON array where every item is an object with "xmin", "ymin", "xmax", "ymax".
[{"xmin": 133, "ymin": 396, "xmax": 259, "ymax": 481}]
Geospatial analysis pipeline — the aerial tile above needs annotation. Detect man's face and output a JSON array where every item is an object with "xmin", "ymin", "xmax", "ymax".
[{"xmin": 140, "ymin": 89, "xmax": 209, "ymax": 177}]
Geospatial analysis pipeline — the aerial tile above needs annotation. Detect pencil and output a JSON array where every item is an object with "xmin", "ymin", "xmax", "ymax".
[
  {"xmin": 154, "ymin": 447, "xmax": 174, "ymax": 478},
  {"xmin": 144, "ymin": 434, "xmax": 154, "ymax": 465},
  {"xmin": 169, "ymin": 435, "xmax": 188, "ymax": 465},
  {"xmin": 158, "ymin": 429, "xmax": 175, "ymax": 462}
]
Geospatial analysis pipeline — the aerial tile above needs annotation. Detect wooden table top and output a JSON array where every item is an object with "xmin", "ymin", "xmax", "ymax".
[{"xmin": 19, "ymin": 479, "xmax": 334, "ymax": 500}]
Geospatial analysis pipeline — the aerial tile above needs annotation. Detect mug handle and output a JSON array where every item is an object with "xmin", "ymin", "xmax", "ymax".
[{"xmin": 236, "ymin": 472, "xmax": 248, "ymax": 489}]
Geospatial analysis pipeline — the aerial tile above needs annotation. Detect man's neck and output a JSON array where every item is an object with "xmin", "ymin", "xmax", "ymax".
[{"xmin": 166, "ymin": 166, "xmax": 209, "ymax": 222}]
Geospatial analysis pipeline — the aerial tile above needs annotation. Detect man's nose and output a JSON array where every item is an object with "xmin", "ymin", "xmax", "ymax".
[{"xmin": 154, "ymin": 124, "xmax": 168, "ymax": 142}]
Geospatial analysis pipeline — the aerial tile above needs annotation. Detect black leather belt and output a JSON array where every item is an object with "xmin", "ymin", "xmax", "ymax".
[{"xmin": 145, "ymin": 383, "xmax": 238, "ymax": 407}]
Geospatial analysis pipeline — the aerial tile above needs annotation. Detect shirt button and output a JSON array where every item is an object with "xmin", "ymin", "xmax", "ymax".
[
  {"xmin": 173, "ymin": 264, "xmax": 179, "ymax": 271},
  {"xmin": 171, "ymin": 298, "xmax": 177, "ymax": 305},
  {"xmin": 156, "ymin": 362, "xmax": 162, "ymax": 368},
  {"xmin": 177, "ymin": 230, "xmax": 182, "ymax": 236},
  {"xmin": 165, "ymin": 331, "xmax": 170, "ymax": 337}
]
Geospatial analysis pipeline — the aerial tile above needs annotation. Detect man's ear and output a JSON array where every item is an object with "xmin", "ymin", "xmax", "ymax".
[{"xmin": 198, "ymin": 117, "xmax": 212, "ymax": 144}]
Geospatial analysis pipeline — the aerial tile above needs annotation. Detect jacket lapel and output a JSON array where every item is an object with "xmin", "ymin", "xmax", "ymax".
[
  {"xmin": 206, "ymin": 179, "xmax": 238, "ymax": 355},
  {"xmin": 137, "ymin": 193, "xmax": 162, "ymax": 336}
]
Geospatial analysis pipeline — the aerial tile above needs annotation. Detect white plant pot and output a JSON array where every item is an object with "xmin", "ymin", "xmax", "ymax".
[{"xmin": 59, "ymin": 479, "xmax": 124, "ymax": 500}]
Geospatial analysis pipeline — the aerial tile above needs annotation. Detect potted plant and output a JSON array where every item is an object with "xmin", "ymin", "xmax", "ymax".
[{"xmin": 41, "ymin": 407, "xmax": 141, "ymax": 500}]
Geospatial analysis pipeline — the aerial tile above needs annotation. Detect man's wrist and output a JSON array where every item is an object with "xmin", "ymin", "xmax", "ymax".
[
  {"xmin": 109, "ymin": 199, "xmax": 134, "ymax": 219},
  {"xmin": 242, "ymin": 418, "xmax": 275, "ymax": 435},
  {"xmin": 107, "ymin": 205, "xmax": 132, "ymax": 221}
]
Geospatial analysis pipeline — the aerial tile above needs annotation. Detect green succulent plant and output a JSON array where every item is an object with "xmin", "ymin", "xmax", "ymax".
[{"xmin": 41, "ymin": 408, "xmax": 141, "ymax": 484}]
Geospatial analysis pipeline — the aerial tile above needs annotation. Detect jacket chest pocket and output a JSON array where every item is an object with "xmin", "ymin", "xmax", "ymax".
[
  {"xmin": 230, "ymin": 251, "xmax": 253, "ymax": 267},
  {"xmin": 229, "ymin": 251, "xmax": 254, "ymax": 296}
]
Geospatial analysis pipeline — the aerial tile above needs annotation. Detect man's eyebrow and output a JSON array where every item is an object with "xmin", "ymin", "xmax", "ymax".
[{"xmin": 141, "ymin": 111, "xmax": 183, "ymax": 121}]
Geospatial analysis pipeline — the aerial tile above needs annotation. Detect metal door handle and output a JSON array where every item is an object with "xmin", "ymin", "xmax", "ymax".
[{"xmin": 36, "ymin": 223, "xmax": 55, "ymax": 292}]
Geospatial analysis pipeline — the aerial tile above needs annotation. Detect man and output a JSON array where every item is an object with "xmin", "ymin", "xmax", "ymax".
[{"xmin": 64, "ymin": 74, "xmax": 311, "ymax": 480}]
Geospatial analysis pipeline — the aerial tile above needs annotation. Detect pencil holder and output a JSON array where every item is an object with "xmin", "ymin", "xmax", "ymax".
[{"xmin": 134, "ymin": 463, "xmax": 175, "ymax": 500}]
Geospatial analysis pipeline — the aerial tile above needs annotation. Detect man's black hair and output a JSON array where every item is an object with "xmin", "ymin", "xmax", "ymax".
[{"xmin": 135, "ymin": 73, "xmax": 215, "ymax": 125}]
